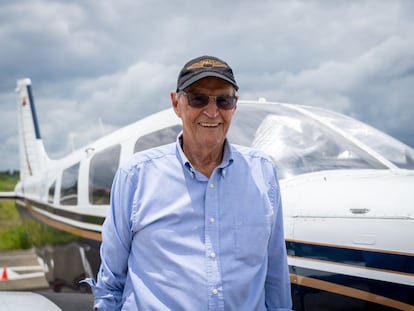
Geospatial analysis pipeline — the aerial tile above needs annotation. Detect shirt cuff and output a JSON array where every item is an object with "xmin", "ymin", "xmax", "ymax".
[{"xmin": 81, "ymin": 278, "xmax": 123, "ymax": 311}]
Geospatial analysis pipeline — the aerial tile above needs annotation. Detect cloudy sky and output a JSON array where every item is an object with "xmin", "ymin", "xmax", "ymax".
[{"xmin": 1, "ymin": 0, "xmax": 413, "ymax": 171}]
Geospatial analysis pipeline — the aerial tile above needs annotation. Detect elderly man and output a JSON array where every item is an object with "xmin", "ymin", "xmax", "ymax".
[{"xmin": 89, "ymin": 55, "xmax": 292, "ymax": 311}]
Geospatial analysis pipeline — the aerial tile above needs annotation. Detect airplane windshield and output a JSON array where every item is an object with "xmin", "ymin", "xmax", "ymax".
[
  {"xmin": 304, "ymin": 106, "xmax": 414, "ymax": 170},
  {"xmin": 229, "ymin": 104, "xmax": 388, "ymax": 179}
]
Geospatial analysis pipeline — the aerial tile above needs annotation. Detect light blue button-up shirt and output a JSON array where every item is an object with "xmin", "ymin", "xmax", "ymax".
[{"xmin": 89, "ymin": 137, "xmax": 292, "ymax": 310}]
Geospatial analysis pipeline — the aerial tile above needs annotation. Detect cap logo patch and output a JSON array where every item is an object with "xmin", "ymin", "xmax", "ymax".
[{"xmin": 186, "ymin": 59, "xmax": 228, "ymax": 70}]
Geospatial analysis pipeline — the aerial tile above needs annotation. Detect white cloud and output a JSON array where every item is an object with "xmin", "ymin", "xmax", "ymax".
[{"xmin": 0, "ymin": 0, "xmax": 413, "ymax": 170}]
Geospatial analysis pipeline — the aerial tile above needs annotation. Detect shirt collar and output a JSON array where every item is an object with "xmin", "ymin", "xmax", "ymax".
[{"xmin": 176, "ymin": 133, "xmax": 234, "ymax": 178}]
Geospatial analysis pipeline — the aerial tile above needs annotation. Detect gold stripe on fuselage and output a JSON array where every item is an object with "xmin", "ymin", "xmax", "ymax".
[
  {"xmin": 21, "ymin": 200, "xmax": 102, "ymax": 241},
  {"xmin": 290, "ymin": 274, "xmax": 414, "ymax": 311}
]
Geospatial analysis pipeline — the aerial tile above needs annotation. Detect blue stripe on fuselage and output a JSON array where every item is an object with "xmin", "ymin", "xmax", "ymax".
[{"xmin": 286, "ymin": 240, "xmax": 414, "ymax": 275}]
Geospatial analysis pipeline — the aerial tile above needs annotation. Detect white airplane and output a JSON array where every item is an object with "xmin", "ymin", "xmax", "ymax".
[{"xmin": 3, "ymin": 78, "xmax": 414, "ymax": 310}]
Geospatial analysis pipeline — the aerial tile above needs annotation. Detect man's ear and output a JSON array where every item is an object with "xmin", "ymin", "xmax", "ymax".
[{"xmin": 171, "ymin": 91, "xmax": 181, "ymax": 117}]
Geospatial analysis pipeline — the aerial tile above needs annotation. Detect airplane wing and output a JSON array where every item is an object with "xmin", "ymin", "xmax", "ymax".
[
  {"xmin": 0, "ymin": 291, "xmax": 93, "ymax": 311},
  {"xmin": 0, "ymin": 192, "xmax": 17, "ymax": 199}
]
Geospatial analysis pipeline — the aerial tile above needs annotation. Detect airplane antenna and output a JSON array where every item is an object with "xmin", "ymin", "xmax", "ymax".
[
  {"xmin": 98, "ymin": 117, "xmax": 105, "ymax": 136},
  {"xmin": 69, "ymin": 133, "xmax": 76, "ymax": 152}
]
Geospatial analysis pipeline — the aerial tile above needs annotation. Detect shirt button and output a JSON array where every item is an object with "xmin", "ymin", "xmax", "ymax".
[
  {"xmin": 209, "ymin": 183, "xmax": 215, "ymax": 188},
  {"xmin": 212, "ymin": 288, "xmax": 218, "ymax": 295},
  {"xmin": 209, "ymin": 252, "xmax": 216, "ymax": 259},
  {"xmin": 210, "ymin": 217, "xmax": 215, "ymax": 223}
]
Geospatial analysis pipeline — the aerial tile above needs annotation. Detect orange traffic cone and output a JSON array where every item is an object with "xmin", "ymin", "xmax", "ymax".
[{"xmin": 1, "ymin": 266, "xmax": 8, "ymax": 281}]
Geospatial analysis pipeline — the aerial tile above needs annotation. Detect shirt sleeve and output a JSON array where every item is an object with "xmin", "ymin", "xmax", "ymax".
[
  {"xmin": 265, "ymin": 164, "xmax": 293, "ymax": 311},
  {"xmin": 92, "ymin": 167, "xmax": 136, "ymax": 310}
]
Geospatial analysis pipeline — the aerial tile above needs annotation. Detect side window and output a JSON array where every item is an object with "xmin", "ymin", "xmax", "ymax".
[
  {"xmin": 89, "ymin": 145, "xmax": 121, "ymax": 205},
  {"xmin": 48, "ymin": 180, "xmax": 56, "ymax": 204},
  {"xmin": 60, "ymin": 163, "xmax": 80, "ymax": 205},
  {"xmin": 134, "ymin": 125, "xmax": 181, "ymax": 153}
]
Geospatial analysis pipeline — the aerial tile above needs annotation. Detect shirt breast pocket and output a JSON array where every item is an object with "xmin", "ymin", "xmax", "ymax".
[{"xmin": 234, "ymin": 216, "xmax": 272, "ymax": 266}]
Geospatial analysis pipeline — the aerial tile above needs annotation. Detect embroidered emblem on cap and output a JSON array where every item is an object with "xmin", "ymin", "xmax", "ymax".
[
  {"xmin": 176, "ymin": 55, "xmax": 238, "ymax": 91},
  {"xmin": 186, "ymin": 59, "xmax": 229, "ymax": 70}
]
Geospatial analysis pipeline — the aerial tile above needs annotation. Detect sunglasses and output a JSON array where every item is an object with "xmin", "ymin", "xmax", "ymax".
[{"xmin": 180, "ymin": 92, "xmax": 238, "ymax": 110}]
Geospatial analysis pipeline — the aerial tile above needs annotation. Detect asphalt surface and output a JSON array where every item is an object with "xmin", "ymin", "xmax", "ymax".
[
  {"xmin": 0, "ymin": 248, "xmax": 48, "ymax": 290},
  {"xmin": 0, "ymin": 249, "xmax": 94, "ymax": 310}
]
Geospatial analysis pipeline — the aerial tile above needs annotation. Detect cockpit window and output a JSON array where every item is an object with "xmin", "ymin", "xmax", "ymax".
[
  {"xmin": 229, "ymin": 104, "xmax": 387, "ymax": 179},
  {"xmin": 304, "ymin": 106, "xmax": 414, "ymax": 170}
]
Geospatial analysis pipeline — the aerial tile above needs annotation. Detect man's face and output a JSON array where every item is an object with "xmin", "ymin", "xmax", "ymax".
[{"xmin": 172, "ymin": 77, "xmax": 237, "ymax": 152}]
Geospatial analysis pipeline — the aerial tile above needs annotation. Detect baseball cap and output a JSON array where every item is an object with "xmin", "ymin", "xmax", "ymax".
[{"xmin": 176, "ymin": 55, "xmax": 239, "ymax": 92}]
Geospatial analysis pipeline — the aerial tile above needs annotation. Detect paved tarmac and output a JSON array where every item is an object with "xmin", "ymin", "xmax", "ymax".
[
  {"xmin": 0, "ymin": 249, "xmax": 94, "ymax": 310},
  {"xmin": 0, "ymin": 248, "xmax": 49, "ymax": 290}
]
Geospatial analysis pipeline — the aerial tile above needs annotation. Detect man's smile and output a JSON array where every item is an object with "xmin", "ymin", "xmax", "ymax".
[{"xmin": 199, "ymin": 122, "xmax": 221, "ymax": 128}]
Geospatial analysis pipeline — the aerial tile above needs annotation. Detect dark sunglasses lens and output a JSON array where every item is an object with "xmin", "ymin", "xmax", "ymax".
[
  {"xmin": 216, "ymin": 96, "xmax": 236, "ymax": 110},
  {"xmin": 188, "ymin": 94, "xmax": 209, "ymax": 108},
  {"xmin": 186, "ymin": 93, "xmax": 237, "ymax": 109}
]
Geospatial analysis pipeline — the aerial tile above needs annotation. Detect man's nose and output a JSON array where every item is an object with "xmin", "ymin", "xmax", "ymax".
[{"xmin": 203, "ymin": 98, "xmax": 219, "ymax": 118}]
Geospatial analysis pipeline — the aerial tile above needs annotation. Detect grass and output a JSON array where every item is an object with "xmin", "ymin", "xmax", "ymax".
[
  {"xmin": 0, "ymin": 171, "xmax": 31, "ymax": 250},
  {"xmin": 0, "ymin": 171, "xmax": 19, "ymax": 191},
  {"xmin": 0, "ymin": 171, "xmax": 79, "ymax": 250},
  {"xmin": 0, "ymin": 199, "xmax": 20, "ymax": 221},
  {"xmin": 0, "ymin": 199, "xmax": 31, "ymax": 249},
  {"xmin": 0, "ymin": 222, "xmax": 31, "ymax": 250},
  {"xmin": 0, "ymin": 171, "xmax": 20, "ymax": 229}
]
